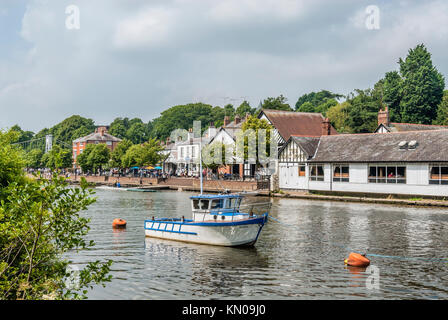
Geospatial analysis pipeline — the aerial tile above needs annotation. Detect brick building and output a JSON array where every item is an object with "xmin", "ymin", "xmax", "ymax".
[{"xmin": 72, "ymin": 126, "xmax": 122, "ymax": 167}]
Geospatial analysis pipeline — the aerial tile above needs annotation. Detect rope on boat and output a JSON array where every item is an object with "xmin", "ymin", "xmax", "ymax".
[{"xmin": 267, "ymin": 216, "xmax": 448, "ymax": 264}]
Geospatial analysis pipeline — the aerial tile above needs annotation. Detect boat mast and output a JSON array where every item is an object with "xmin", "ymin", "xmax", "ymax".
[{"xmin": 199, "ymin": 131, "xmax": 203, "ymax": 195}]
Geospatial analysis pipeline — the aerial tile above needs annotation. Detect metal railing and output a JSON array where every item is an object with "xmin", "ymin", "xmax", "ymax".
[{"xmin": 238, "ymin": 202, "xmax": 272, "ymax": 215}]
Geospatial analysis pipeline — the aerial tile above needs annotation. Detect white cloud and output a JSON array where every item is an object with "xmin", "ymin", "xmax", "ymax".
[
  {"xmin": 0, "ymin": 0, "xmax": 447, "ymax": 132},
  {"xmin": 114, "ymin": 7, "xmax": 179, "ymax": 49},
  {"xmin": 207, "ymin": 0, "xmax": 307, "ymax": 22}
]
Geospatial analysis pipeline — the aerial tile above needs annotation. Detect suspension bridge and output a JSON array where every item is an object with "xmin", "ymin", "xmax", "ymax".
[{"xmin": 11, "ymin": 135, "xmax": 72, "ymax": 153}]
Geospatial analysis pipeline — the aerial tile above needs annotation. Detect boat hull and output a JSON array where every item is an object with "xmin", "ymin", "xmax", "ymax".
[{"xmin": 144, "ymin": 216, "xmax": 266, "ymax": 247}]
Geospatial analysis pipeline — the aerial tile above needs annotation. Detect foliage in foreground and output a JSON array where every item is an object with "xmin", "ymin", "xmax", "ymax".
[
  {"xmin": 0, "ymin": 129, "xmax": 112, "ymax": 300},
  {"xmin": 0, "ymin": 174, "xmax": 112, "ymax": 300}
]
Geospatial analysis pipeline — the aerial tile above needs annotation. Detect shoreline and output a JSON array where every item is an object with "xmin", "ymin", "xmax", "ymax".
[{"xmin": 65, "ymin": 177, "xmax": 448, "ymax": 209}]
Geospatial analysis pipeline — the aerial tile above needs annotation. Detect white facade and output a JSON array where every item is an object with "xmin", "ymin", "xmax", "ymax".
[
  {"xmin": 211, "ymin": 128, "xmax": 236, "ymax": 146},
  {"xmin": 280, "ymin": 162, "xmax": 448, "ymax": 197}
]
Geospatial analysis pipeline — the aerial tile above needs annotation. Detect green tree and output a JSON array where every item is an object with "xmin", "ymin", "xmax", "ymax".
[
  {"xmin": 152, "ymin": 103, "xmax": 219, "ymax": 139},
  {"xmin": 399, "ymin": 44, "xmax": 445, "ymax": 124},
  {"xmin": 126, "ymin": 122, "xmax": 149, "ymax": 144},
  {"xmin": 297, "ymin": 102, "xmax": 315, "ymax": 113},
  {"xmin": 122, "ymin": 139, "xmax": 164, "ymax": 168},
  {"xmin": 326, "ymin": 101, "xmax": 352, "ymax": 133},
  {"xmin": 25, "ymin": 149, "xmax": 44, "ymax": 169},
  {"xmin": 0, "ymin": 130, "xmax": 26, "ymax": 194},
  {"xmin": 0, "ymin": 130, "xmax": 112, "ymax": 300},
  {"xmin": 434, "ymin": 90, "xmax": 448, "ymax": 125},
  {"xmin": 382, "ymin": 71, "xmax": 403, "ymax": 122},
  {"xmin": 235, "ymin": 101, "xmax": 256, "ymax": 118},
  {"xmin": 346, "ymin": 89, "xmax": 381, "ymax": 133},
  {"xmin": 109, "ymin": 118, "xmax": 129, "ymax": 139},
  {"xmin": 41, "ymin": 145, "xmax": 72, "ymax": 171},
  {"xmin": 10, "ymin": 125, "xmax": 34, "ymax": 144},
  {"xmin": 237, "ymin": 116, "xmax": 274, "ymax": 165},
  {"xmin": 110, "ymin": 139, "xmax": 133, "ymax": 168},
  {"xmin": 295, "ymin": 90, "xmax": 343, "ymax": 111},
  {"xmin": 260, "ymin": 95, "xmax": 292, "ymax": 111},
  {"xmin": 76, "ymin": 144, "xmax": 110, "ymax": 173},
  {"xmin": 87, "ymin": 144, "xmax": 110, "ymax": 172},
  {"xmin": 47, "ymin": 115, "xmax": 95, "ymax": 147}
]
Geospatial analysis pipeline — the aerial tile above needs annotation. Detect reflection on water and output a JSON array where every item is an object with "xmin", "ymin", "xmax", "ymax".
[{"xmin": 69, "ymin": 189, "xmax": 448, "ymax": 299}]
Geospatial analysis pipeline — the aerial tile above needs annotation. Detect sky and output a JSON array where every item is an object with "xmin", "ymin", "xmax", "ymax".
[{"xmin": 1, "ymin": 0, "xmax": 447, "ymax": 132}]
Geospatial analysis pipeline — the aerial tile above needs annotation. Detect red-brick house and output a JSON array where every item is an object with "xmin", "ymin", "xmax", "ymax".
[{"xmin": 72, "ymin": 126, "xmax": 122, "ymax": 167}]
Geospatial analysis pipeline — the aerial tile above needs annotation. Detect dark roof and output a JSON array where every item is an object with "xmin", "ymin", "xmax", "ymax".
[
  {"xmin": 287, "ymin": 136, "xmax": 321, "ymax": 158},
  {"xmin": 378, "ymin": 122, "xmax": 448, "ymax": 132},
  {"xmin": 310, "ymin": 129, "xmax": 448, "ymax": 163},
  {"xmin": 259, "ymin": 109, "xmax": 338, "ymax": 140},
  {"xmin": 73, "ymin": 132, "xmax": 122, "ymax": 143}
]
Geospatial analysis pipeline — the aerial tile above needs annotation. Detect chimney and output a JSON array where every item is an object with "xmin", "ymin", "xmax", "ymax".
[
  {"xmin": 223, "ymin": 116, "xmax": 230, "ymax": 127},
  {"xmin": 208, "ymin": 122, "xmax": 217, "ymax": 138},
  {"xmin": 234, "ymin": 115, "xmax": 241, "ymax": 125},
  {"xmin": 188, "ymin": 128, "xmax": 193, "ymax": 141},
  {"xmin": 378, "ymin": 106, "xmax": 390, "ymax": 127},
  {"xmin": 166, "ymin": 136, "xmax": 171, "ymax": 144},
  {"xmin": 245, "ymin": 112, "xmax": 250, "ymax": 121},
  {"xmin": 321, "ymin": 118, "xmax": 331, "ymax": 136},
  {"xmin": 96, "ymin": 126, "xmax": 107, "ymax": 136}
]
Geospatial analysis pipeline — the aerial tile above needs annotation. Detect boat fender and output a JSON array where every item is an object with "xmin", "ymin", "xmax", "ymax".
[
  {"xmin": 344, "ymin": 252, "xmax": 370, "ymax": 268},
  {"xmin": 213, "ymin": 215, "xmax": 217, "ymax": 220},
  {"xmin": 221, "ymin": 215, "xmax": 225, "ymax": 220},
  {"xmin": 112, "ymin": 218, "xmax": 127, "ymax": 229}
]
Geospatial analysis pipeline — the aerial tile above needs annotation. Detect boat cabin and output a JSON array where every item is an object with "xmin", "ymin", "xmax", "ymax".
[{"xmin": 190, "ymin": 194, "xmax": 245, "ymax": 222}]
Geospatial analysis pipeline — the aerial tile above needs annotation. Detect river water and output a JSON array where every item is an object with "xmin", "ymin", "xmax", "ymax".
[{"xmin": 68, "ymin": 189, "xmax": 448, "ymax": 300}]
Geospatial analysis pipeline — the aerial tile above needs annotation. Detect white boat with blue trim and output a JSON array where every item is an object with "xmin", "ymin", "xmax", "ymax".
[{"xmin": 144, "ymin": 193, "xmax": 271, "ymax": 246}]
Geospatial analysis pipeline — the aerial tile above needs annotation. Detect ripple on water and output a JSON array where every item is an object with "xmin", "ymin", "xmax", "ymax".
[{"xmin": 67, "ymin": 189, "xmax": 448, "ymax": 299}]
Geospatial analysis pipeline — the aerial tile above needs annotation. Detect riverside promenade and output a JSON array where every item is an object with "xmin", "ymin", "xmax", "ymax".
[
  {"xmin": 66, "ymin": 175, "xmax": 259, "ymax": 193},
  {"xmin": 64, "ymin": 175, "xmax": 448, "ymax": 209}
]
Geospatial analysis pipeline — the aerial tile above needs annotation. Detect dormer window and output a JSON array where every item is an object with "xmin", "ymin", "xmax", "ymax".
[
  {"xmin": 408, "ymin": 140, "xmax": 418, "ymax": 149},
  {"xmin": 398, "ymin": 141, "xmax": 407, "ymax": 149}
]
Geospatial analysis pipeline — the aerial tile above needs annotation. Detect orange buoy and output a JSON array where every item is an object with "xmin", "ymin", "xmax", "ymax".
[
  {"xmin": 344, "ymin": 252, "xmax": 370, "ymax": 268},
  {"xmin": 112, "ymin": 218, "xmax": 127, "ymax": 229}
]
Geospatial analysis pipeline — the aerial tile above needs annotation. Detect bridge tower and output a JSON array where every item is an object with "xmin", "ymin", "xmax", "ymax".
[{"xmin": 45, "ymin": 134, "xmax": 53, "ymax": 153}]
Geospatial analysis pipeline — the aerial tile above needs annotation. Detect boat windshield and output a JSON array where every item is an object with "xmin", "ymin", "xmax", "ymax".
[
  {"xmin": 211, "ymin": 199, "xmax": 224, "ymax": 209},
  {"xmin": 192, "ymin": 199, "xmax": 210, "ymax": 210},
  {"xmin": 192, "ymin": 196, "xmax": 242, "ymax": 212},
  {"xmin": 224, "ymin": 198, "xmax": 241, "ymax": 210}
]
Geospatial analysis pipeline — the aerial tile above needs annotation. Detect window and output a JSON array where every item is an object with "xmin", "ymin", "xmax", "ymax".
[
  {"xmin": 309, "ymin": 164, "xmax": 324, "ymax": 181},
  {"xmin": 369, "ymin": 165, "xmax": 406, "ymax": 184},
  {"xmin": 193, "ymin": 199, "xmax": 210, "ymax": 210},
  {"xmin": 429, "ymin": 164, "xmax": 448, "ymax": 185},
  {"xmin": 333, "ymin": 164, "xmax": 349, "ymax": 182},
  {"xmin": 193, "ymin": 199, "xmax": 200, "ymax": 209},
  {"xmin": 298, "ymin": 165, "xmax": 306, "ymax": 177},
  {"xmin": 199, "ymin": 200, "xmax": 209, "ymax": 210},
  {"xmin": 211, "ymin": 199, "xmax": 224, "ymax": 209},
  {"xmin": 106, "ymin": 141, "xmax": 112, "ymax": 146}
]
